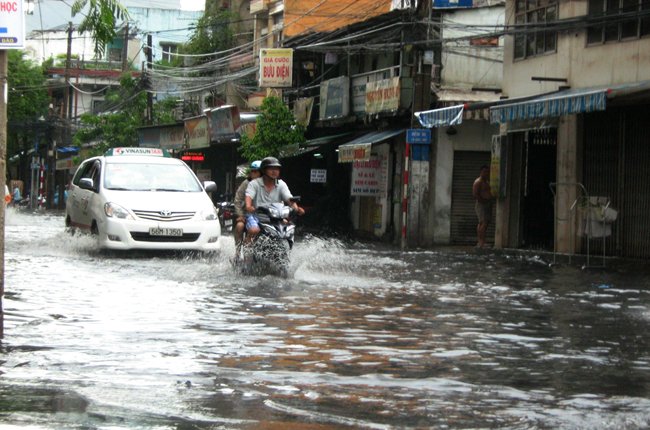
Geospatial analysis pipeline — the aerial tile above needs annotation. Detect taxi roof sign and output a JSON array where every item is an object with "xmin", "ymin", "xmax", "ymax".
[{"xmin": 106, "ymin": 147, "xmax": 171, "ymax": 157}]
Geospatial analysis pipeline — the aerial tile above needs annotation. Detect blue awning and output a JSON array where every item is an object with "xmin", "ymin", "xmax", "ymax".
[
  {"xmin": 490, "ymin": 88, "xmax": 608, "ymax": 124},
  {"xmin": 414, "ymin": 104, "xmax": 465, "ymax": 128}
]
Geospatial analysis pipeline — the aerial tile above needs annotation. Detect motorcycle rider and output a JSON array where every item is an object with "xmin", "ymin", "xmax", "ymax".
[
  {"xmin": 233, "ymin": 160, "xmax": 262, "ymax": 259},
  {"xmin": 244, "ymin": 156, "xmax": 304, "ymax": 245}
]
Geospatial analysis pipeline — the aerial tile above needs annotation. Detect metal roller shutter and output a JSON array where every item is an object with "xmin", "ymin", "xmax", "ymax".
[
  {"xmin": 451, "ymin": 151, "xmax": 495, "ymax": 245},
  {"xmin": 583, "ymin": 106, "xmax": 650, "ymax": 259}
]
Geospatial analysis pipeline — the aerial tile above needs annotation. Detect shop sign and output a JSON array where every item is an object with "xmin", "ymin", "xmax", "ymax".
[
  {"xmin": 185, "ymin": 116, "xmax": 210, "ymax": 149},
  {"xmin": 137, "ymin": 124, "xmax": 184, "ymax": 150},
  {"xmin": 319, "ymin": 76, "xmax": 349, "ymax": 120},
  {"xmin": 181, "ymin": 151, "xmax": 205, "ymax": 162},
  {"xmin": 338, "ymin": 143, "xmax": 371, "ymax": 163},
  {"xmin": 351, "ymin": 155, "xmax": 388, "ymax": 197},
  {"xmin": 209, "ymin": 105, "xmax": 241, "ymax": 144},
  {"xmin": 259, "ymin": 48, "xmax": 293, "ymax": 88},
  {"xmin": 160, "ymin": 124, "xmax": 185, "ymax": 150},
  {"xmin": 365, "ymin": 77, "xmax": 400, "ymax": 114},
  {"xmin": 0, "ymin": 0, "xmax": 24, "ymax": 48}
]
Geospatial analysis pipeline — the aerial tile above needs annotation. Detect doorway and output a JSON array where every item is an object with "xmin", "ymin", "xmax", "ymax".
[{"xmin": 520, "ymin": 128, "xmax": 557, "ymax": 249}]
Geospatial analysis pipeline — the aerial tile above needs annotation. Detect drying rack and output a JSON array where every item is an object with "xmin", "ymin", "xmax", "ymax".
[{"xmin": 549, "ymin": 182, "xmax": 609, "ymax": 268}]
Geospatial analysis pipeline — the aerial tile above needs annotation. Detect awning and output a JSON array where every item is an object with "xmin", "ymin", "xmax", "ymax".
[
  {"xmin": 338, "ymin": 129, "xmax": 405, "ymax": 163},
  {"xmin": 304, "ymin": 132, "xmax": 354, "ymax": 147},
  {"xmin": 490, "ymin": 88, "xmax": 608, "ymax": 124},
  {"xmin": 279, "ymin": 132, "xmax": 354, "ymax": 158},
  {"xmin": 414, "ymin": 104, "xmax": 465, "ymax": 128}
]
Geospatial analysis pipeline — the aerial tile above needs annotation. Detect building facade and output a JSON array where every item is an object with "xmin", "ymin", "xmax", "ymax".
[{"xmin": 493, "ymin": 0, "xmax": 650, "ymax": 259}]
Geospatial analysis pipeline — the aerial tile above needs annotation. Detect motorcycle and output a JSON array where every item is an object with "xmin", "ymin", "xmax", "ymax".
[
  {"xmin": 216, "ymin": 198, "xmax": 236, "ymax": 233},
  {"xmin": 236, "ymin": 199, "xmax": 299, "ymax": 278}
]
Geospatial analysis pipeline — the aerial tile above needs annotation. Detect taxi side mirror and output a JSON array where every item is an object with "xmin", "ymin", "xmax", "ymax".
[{"xmin": 79, "ymin": 178, "xmax": 95, "ymax": 191}]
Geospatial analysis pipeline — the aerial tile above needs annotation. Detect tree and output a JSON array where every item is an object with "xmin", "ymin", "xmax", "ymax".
[
  {"xmin": 183, "ymin": 10, "xmax": 236, "ymax": 63},
  {"xmin": 7, "ymin": 51, "xmax": 50, "ymax": 157},
  {"xmin": 73, "ymin": 74, "xmax": 176, "ymax": 155},
  {"xmin": 72, "ymin": 0, "xmax": 130, "ymax": 58},
  {"xmin": 180, "ymin": 9, "xmax": 239, "ymax": 106},
  {"xmin": 239, "ymin": 96, "xmax": 305, "ymax": 161}
]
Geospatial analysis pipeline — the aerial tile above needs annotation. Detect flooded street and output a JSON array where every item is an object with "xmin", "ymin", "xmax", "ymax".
[{"xmin": 2, "ymin": 210, "xmax": 650, "ymax": 429}]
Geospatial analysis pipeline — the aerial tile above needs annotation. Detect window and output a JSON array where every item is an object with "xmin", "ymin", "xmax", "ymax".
[
  {"xmin": 108, "ymin": 47, "xmax": 122, "ymax": 62},
  {"xmin": 514, "ymin": 0, "xmax": 558, "ymax": 59},
  {"xmin": 587, "ymin": 0, "xmax": 650, "ymax": 44},
  {"xmin": 160, "ymin": 43, "xmax": 178, "ymax": 63},
  {"xmin": 271, "ymin": 13, "xmax": 284, "ymax": 47}
]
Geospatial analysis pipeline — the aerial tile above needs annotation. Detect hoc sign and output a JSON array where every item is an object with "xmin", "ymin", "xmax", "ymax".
[{"xmin": 0, "ymin": 0, "xmax": 25, "ymax": 49}]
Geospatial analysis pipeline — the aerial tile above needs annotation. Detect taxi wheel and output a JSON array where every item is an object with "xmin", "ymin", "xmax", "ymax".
[{"xmin": 65, "ymin": 216, "xmax": 75, "ymax": 235}]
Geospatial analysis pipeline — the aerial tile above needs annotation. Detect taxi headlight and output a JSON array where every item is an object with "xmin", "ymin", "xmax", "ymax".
[
  {"xmin": 201, "ymin": 206, "xmax": 219, "ymax": 221},
  {"xmin": 104, "ymin": 202, "xmax": 134, "ymax": 219}
]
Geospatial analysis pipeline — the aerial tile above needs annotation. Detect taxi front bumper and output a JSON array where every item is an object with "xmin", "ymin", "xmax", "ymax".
[{"xmin": 98, "ymin": 217, "xmax": 221, "ymax": 251}]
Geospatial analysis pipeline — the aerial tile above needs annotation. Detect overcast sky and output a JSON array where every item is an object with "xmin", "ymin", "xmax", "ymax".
[{"xmin": 179, "ymin": 0, "xmax": 204, "ymax": 10}]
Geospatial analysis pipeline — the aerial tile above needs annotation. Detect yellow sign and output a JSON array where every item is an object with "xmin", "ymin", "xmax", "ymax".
[
  {"xmin": 338, "ymin": 143, "xmax": 371, "ymax": 163},
  {"xmin": 259, "ymin": 48, "xmax": 293, "ymax": 88}
]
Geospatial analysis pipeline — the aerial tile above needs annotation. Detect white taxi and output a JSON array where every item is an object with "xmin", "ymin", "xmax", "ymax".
[{"xmin": 65, "ymin": 147, "xmax": 221, "ymax": 252}]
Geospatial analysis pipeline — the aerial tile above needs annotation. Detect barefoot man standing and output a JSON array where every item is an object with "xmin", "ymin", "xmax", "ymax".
[{"xmin": 472, "ymin": 165, "xmax": 493, "ymax": 248}]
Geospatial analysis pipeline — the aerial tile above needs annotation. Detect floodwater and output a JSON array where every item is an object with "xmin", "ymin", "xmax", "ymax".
[{"xmin": 2, "ymin": 209, "xmax": 650, "ymax": 429}]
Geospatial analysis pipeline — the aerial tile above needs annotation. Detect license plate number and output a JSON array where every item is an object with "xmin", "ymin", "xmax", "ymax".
[
  {"xmin": 149, "ymin": 227, "xmax": 183, "ymax": 237},
  {"xmin": 225, "ymin": 219, "xmax": 233, "ymax": 227}
]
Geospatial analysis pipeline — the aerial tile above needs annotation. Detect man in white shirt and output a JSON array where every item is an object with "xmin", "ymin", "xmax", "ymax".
[{"xmin": 244, "ymin": 156, "xmax": 304, "ymax": 243}]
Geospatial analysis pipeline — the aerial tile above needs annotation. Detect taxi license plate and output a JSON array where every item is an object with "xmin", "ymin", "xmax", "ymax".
[{"xmin": 149, "ymin": 227, "xmax": 183, "ymax": 237}]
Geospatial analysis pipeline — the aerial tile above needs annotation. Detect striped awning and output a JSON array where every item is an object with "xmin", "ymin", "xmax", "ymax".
[
  {"xmin": 490, "ymin": 89, "xmax": 608, "ymax": 124},
  {"xmin": 414, "ymin": 104, "xmax": 465, "ymax": 128}
]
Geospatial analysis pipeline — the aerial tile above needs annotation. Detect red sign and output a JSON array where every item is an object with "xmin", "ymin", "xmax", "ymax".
[{"xmin": 181, "ymin": 152, "xmax": 205, "ymax": 162}]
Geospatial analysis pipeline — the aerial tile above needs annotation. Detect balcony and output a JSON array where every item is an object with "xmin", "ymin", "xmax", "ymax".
[{"xmin": 250, "ymin": 0, "xmax": 269, "ymax": 14}]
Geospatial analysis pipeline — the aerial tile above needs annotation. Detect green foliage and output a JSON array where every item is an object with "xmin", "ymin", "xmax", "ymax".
[
  {"xmin": 7, "ymin": 51, "xmax": 50, "ymax": 155},
  {"xmin": 239, "ymin": 96, "xmax": 305, "ymax": 161},
  {"xmin": 72, "ymin": 0, "xmax": 130, "ymax": 58},
  {"xmin": 183, "ymin": 10, "xmax": 237, "ymax": 62},
  {"xmin": 73, "ymin": 74, "xmax": 177, "ymax": 156}
]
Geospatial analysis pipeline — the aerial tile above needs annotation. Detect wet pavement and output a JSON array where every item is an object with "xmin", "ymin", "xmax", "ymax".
[{"xmin": 2, "ymin": 209, "xmax": 650, "ymax": 429}]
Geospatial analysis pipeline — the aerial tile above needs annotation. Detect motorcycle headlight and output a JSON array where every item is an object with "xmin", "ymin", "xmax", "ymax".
[
  {"xmin": 104, "ymin": 202, "xmax": 134, "ymax": 219},
  {"xmin": 201, "ymin": 206, "xmax": 219, "ymax": 221}
]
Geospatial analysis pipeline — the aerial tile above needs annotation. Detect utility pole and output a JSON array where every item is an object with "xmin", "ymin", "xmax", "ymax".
[
  {"xmin": 64, "ymin": 22, "xmax": 73, "ymax": 141},
  {"xmin": 146, "ymin": 34, "xmax": 153, "ymax": 124},
  {"xmin": 0, "ymin": 49, "xmax": 7, "ymax": 338},
  {"xmin": 121, "ymin": 22, "xmax": 129, "ymax": 72}
]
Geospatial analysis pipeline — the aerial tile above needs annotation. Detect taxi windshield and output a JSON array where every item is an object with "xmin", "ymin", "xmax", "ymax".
[{"xmin": 103, "ymin": 162, "xmax": 203, "ymax": 192}]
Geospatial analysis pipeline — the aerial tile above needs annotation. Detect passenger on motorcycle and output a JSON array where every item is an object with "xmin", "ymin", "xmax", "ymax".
[
  {"xmin": 233, "ymin": 160, "xmax": 262, "ymax": 257},
  {"xmin": 244, "ymin": 156, "xmax": 304, "ymax": 244}
]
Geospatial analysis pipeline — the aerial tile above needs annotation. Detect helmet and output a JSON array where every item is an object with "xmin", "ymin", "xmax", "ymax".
[
  {"xmin": 250, "ymin": 160, "xmax": 262, "ymax": 171},
  {"xmin": 260, "ymin": 156, "xmax": 282, "ymax": 170}
]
